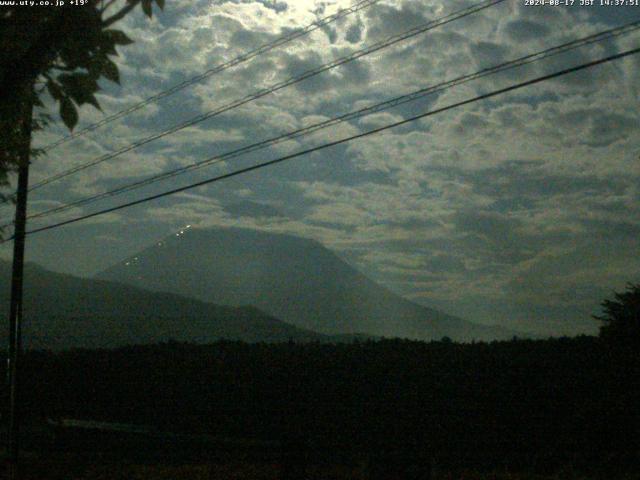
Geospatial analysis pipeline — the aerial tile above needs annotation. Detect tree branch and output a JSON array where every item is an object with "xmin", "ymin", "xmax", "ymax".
[{"xmin": 103, "ymin": 1, "xmax": 139, "ymax": 27}]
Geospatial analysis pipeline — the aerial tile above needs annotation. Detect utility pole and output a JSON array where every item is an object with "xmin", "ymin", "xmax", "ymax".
[{"xmin": 6, "ymin": 86, "xmax": 33, "ymax": 480}]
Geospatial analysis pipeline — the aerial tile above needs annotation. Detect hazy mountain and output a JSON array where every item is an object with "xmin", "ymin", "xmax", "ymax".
[
  {"xmin": 0, "ymin": 261, "xmax": 347, "ymax": 350},
  {"xmin": 98, "ymin": 226, "xmax": 518, "ymax": 342}
]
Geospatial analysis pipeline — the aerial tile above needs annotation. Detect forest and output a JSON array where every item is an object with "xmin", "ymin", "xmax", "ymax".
[{"xmin": 7, "ymin": 334, "xmax": 639, "ymax": 478}]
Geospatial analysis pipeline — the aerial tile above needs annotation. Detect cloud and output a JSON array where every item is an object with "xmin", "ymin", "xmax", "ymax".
[
  {"xmin": 21, "ymin": 0, "xmax": 640, "ymax": 337},
  {"xmin": 467, "ymin": 40, "xmax": 510, "ymax": 68},
  {"xmin": 345, "ymin": 20, "xmax": 363, "ymax": 44},
  {"xmin": 502, "ymin": 19, "xmax": 550, "ymax": 42}
]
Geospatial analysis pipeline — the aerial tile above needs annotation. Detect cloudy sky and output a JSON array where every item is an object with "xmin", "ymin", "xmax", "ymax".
[{"xmin": 2, "ymin": 0, "xmax": 639, "ymax": 336}]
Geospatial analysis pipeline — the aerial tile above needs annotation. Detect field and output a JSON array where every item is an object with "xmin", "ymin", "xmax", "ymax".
[{"xmin": 2, "ymin": 336, "xmax": 638, "ymax": 478}]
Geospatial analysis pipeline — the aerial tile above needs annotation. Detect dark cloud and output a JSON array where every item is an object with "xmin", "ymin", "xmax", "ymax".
[
  {"xmin": 257, "ymin": 0, "xmax": 288, "ymax": 13},
  {"xmin": 467, "ymin": 41, "xmax": 510, "ymax": 69},
  {"xmin": 281, "ymin": 51, "xmax": 332, "ymax": 93},
  {"xmin": 452, "ymin": 112, "xmax": 491, "ymax": 135},
  {"xmin": 437, "ymin": 161, "xmax": 628, "ymax": 201},
  {"xmin": 230, "ymin": 27, "xmax": 277, "ymax": 50},
  {"xmin": 505, "ymin": 239, "xmax": 640, "ymax": 311},
  {"xmin": 581, "ymin": 4, "xmax": 640, "ymax": 24},
  {"xmin": 212, "ymin": 0, "xmax": 287, "ymax": 12},
  {"xmin": 364, "ymin": 1, "xmax": 432, "ymax": 42},
  {"xmin": 224, "ymin": 201, "xmax": 285, "ymax": 218},
  {"xmin": 335, "ymin": 57, "xmax": 371, "ymax": 86},
  {"xmin": 584, "ymin": 112, "xmax": 636, "ymax": 148},
  {"xmin": 452, "ymin": 210, "xmax": 536, "ymax": 265},
  {"xmin": 578, "ymin": 218, "xmax": 640, "ymax": 239},
  {"xmin": 412, "ymin": 30, "xmax": 467, "ymax": 57},
  {"xmin": 321, "ymin": 25, "xmax": 338, "ymax": 44},
  {"xmin": 542, "ymin": 108, "xmax": 637, "ymax": 148},
  {"xmin": 345, "ymin": 21, "xmax": 363, "ymax": 44},
  {"xmin": 503, "ymin": 19, "xmax": 550, "ymax": 42}
]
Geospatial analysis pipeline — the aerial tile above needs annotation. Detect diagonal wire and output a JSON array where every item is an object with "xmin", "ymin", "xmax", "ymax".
[
  {"xmin": 27, "ymin": 0, "xmax": 507, "ymax": 192},
  {"xmin": 41, "ymin": 0, "xmax": 383, "ymax": 151},
  {"xmin": 15, "ymin": 19, "xmax": 640, "ymax": 226},
  {"xmin": 11, "ymin": 45, "xmax": 639, "ymax": 240}
]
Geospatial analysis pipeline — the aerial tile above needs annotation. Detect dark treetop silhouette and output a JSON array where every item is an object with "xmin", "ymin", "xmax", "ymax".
[{"xmin": 595, "ymin": 283, "xmax": 640, "ymax": 345}]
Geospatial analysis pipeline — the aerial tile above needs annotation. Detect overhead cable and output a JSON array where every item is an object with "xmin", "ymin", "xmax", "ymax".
[
  {"xmin": 16, "ymin": 20, "xmax": 640, "ymax": 225},
  {"xmin": 28, "ymin": 0, "xmax": 507, "ymax": 192},
  {"xmin": 41, "ymin": 0, "xmax": 383, "ymax": 151},
  {"xmin": 13, "ymin": 45, "xmax": 639, "ymax": 239}
]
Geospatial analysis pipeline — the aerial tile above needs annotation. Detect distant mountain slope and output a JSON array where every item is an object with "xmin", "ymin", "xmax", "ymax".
[
  {"xmin": 0, "ymin": 261, "xmax": 339, "ymax": 350},
  {"xmin": 97, "ymin": 227, "xmax": 517, "ymax": 342}
]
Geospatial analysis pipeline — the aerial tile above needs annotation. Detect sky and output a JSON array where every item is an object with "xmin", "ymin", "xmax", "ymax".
[{"xmin": 1, "ymin": 0, "xmax": 639, "ymax": 336}]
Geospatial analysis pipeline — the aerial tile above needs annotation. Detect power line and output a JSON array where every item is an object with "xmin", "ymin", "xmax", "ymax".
[
  {"xmin": 27, "ymin": 0, "xmax": 507, "ymax": 192},
  {"xmin": 15, "ymin": 20, "xmax": 640, "ymax": 226},
  {"xmin": 31, "ymin": 0, "xmax": 504, "ymax": 190},
  {"xmin": 40, "ymin": 0, "xmax": 383, "ymax": 152},
  {"xmin": 13, "ymin": 45, "xmax": 639, "ymax": 240}
]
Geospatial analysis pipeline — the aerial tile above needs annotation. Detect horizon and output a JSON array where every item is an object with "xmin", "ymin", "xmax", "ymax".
[
  {"xmin": 1, "ymin": 0, "xmax": 639, "ymax": 339},
  {"xmin": 0, "ymin": 223, "xmax": 605, "ymax": 340}
]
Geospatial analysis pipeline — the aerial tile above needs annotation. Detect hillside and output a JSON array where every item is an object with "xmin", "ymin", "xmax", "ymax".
[
  {"xmin": 0, "ymin": 261, "xmax": 337, "ymax": 350},
  {"xmin": 98, "ymin": 226, "xmax": 517, "ymax": 342}
]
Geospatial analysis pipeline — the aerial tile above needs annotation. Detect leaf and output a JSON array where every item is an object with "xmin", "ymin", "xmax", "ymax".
[
  {"xmin": 60, "ymin": 96, "xmax": 78, "ymax": 131},
  {"xmin": 101, "ymin": 58, "xmax": 120, "ymax": 84},
  {"xmin": 59, "ymin": 42, "xmax": 93, "ymax": 70},
  {"xmin": 99, "ymin": 36, "xmax": 119, "ymax": 56},
  {"xmin": 86, "ymin": 93, "xmax": 102, "ymax": 111},
  {"xmin": 58, "ymin": 73, "xmax": 100, "ymax": 108},
  {"xmin": 155, "ymin": 0, "xmax": 165, "ymax": 9},
  {"xmin": 141, "ymin": 0, "xmax": 153, "ymax": 18},
  {"xmin": 46, "ymin": 79, "xmax": 64, "ymax": 101},
  {"xmin": 104, "ymin": 29, "xmax": 134, "ymax": 46},
  {"xmin": 87, "ymin": 56, "xmax": 106, "ymax": 80}
]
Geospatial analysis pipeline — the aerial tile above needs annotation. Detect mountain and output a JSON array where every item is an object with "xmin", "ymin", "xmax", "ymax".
[
  {"xmin": 97, "ymin": 226, "xmax": 517, "ymax": 342},
  {"xmin": 0, "ymin": 261, "xmax": 346, "ymax": 350}
]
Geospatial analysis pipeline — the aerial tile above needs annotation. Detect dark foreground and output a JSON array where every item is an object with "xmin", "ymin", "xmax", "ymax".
[
  {"xmin": 3, "ymin": 455, "xmax": 640, "ymax": 480},
  {"xmin": 2, "ymin": 336, "xmax": 639, "ymax": 478}
]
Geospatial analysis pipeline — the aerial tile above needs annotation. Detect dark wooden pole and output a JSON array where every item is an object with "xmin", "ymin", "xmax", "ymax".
[{"xmin": 6, "ymin": 88, "xmax": 33, "ymax": 480}]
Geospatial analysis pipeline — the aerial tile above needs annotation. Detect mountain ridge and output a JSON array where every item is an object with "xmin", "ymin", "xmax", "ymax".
[
  {"xmin": 0, "ymin": 261, "xmax": 363, "ymax": 350},
  {"xmin": 97, "ymin": 226, "xmax": 519, "ymax": 342}
]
